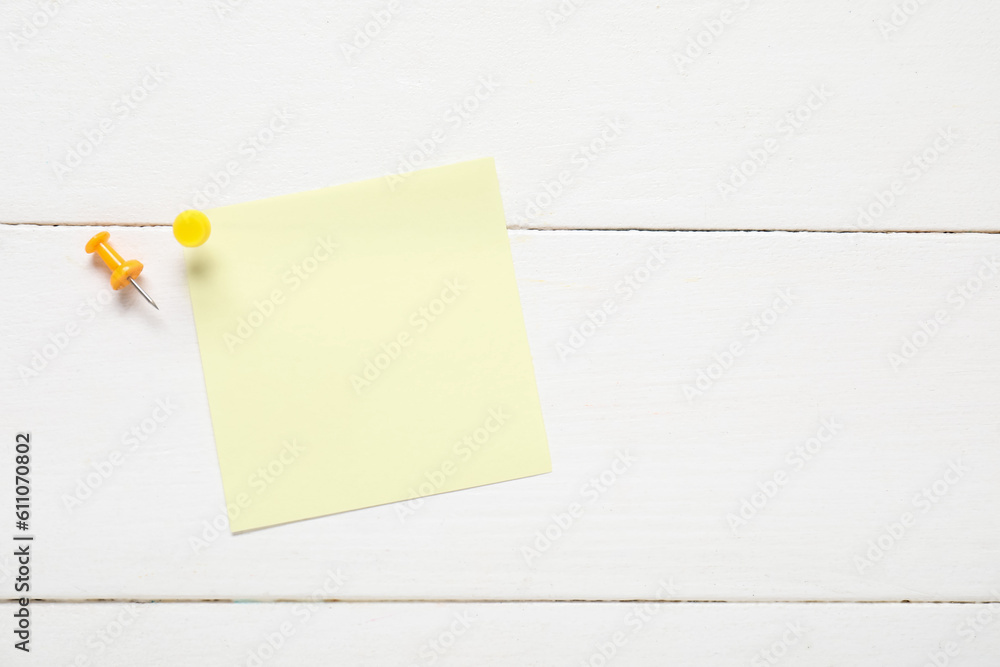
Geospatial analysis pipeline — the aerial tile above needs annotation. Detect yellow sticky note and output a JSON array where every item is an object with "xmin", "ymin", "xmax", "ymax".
[{"xmin": 186, "ymin": 158, "xmax": 551, "ymax": 532}]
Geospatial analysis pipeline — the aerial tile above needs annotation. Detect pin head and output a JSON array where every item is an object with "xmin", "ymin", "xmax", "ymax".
[
  {"xmin": 173, "ymin": 210, "xmax": 211, "ymax": 247},
  {"xmin": 84, "ymin": 230, "xmax": 110, "ymax": 253}
]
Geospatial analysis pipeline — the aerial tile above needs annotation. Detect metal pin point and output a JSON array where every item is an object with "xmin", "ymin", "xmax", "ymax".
[
  {"xmin": 128, "ymin": 277, "xmax": 159, "ymax": 310},
  {"xmin": 85, "ymin": 231, "xmax": 159, "ymax": 310}
]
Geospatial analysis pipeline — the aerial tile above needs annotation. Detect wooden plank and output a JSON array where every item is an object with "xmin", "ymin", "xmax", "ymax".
[
  {"xmin": 0, "ymin": 2, "xmax": 998, "ymax": 230},
  {"xmin": 2, "ymin": 601, "xmax": 1000, "ymax": 665},
  {"xmin": 2, "ymin": 225, "xmax": 999, "ymax": 601}
]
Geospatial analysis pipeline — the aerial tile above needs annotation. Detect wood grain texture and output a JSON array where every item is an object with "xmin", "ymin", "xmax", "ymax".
[
  {"xmin": 2, "ymin": 224, "xmax": 998, "ymax": 602},
  {"xmin": 2, "ymin": 602, "xmax": 1000, "ymax": 666},
  {"xmin": 0, "ymin": 2, "xmax": 997, "ymax": 230}
]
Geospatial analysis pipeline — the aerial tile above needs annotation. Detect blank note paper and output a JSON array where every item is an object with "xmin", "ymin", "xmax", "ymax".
[{"xmin": 185, "ymin": 158, "xmax": 551, "ymax": 532}]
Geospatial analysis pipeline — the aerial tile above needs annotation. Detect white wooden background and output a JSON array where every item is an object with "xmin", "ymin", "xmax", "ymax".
[{"xmin": 2, "ymin": 1, "xmax": 999, "ymax": 664}]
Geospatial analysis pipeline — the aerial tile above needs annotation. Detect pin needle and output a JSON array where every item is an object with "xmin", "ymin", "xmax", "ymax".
[
  {"xmin": 85, "ymin": 231, "xmax": 160, "ymax": 310},
  {"xmin": 128, "ymin": 277, "xmax": 159, "ymax": 310}
]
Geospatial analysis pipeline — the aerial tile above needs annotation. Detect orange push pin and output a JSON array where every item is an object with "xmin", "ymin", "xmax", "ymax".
[{"xmin": 85, "ymin": 231, "xmax": 159, "ymax": 310}]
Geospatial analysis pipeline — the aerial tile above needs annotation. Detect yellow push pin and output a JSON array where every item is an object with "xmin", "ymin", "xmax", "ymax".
[
  {"xmin": 173, "ymin": 210, "xmax": 211, "ymax": 247},
  {"xmin": 85, "ymin": 231, "xmax": 159, "ymax": 310}
]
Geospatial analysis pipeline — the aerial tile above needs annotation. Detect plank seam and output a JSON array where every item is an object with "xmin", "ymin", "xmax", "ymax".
[
  {"xmin": 5, "ymin": 599, "xmax": 999, "ymax": 604},
  {"xmin": 1, "ymin": 222, "xmax": 998, "ymax": 234}
]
